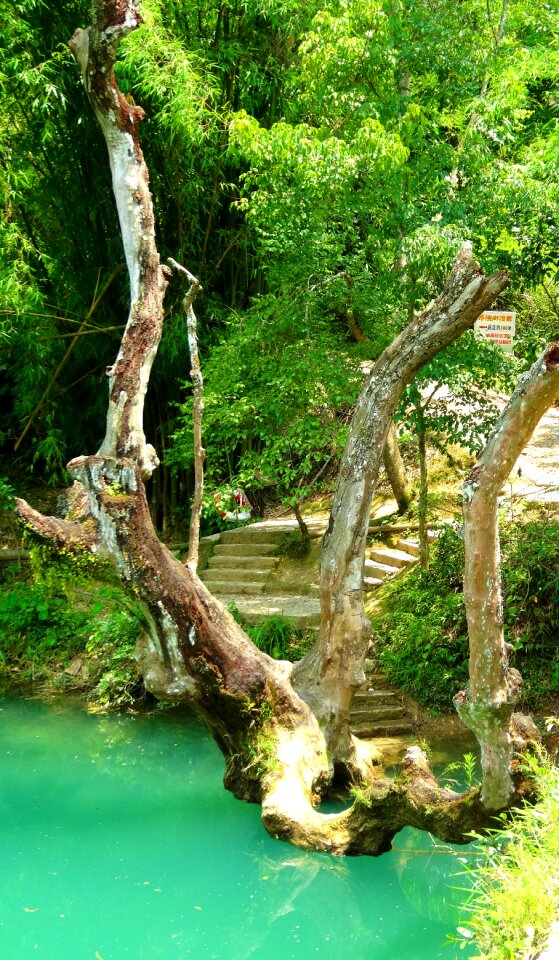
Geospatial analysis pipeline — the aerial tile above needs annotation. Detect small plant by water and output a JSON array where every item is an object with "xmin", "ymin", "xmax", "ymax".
[{"xmin": 450, "ymin": 746, "xmax": 559, "ymax": 959}]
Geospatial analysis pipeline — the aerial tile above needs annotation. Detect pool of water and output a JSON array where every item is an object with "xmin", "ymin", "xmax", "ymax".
[{"xmin": 0, "ymin": 691, "xmax": 474, "ymax": 960}]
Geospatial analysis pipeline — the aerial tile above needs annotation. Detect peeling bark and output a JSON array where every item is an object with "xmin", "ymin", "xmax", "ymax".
[
  {"xmin": 457, "ymin": 343, "xmax": 559, "ymax": 808},
  {"xmin": 69, "ymin": 3, "xmax": 167, "ymax": 478}
]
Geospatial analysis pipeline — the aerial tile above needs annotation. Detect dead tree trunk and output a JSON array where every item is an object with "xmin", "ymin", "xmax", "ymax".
[
  {"xmin": 456, "ymin": 343, "xmax": 559, "ymax": 808},
  {"xmin": 168, "ymin": 259, "xmax": 204, "ymax": 571},
  {"xmin": 14, "ymin": 0, "xmax": 522, "ymax": 856},
  {"xmin": 382, "ymin": 420, "xmax": 411, "ymax": 514},
  {"xmin": 293, "ymin": 246, "xmax": 509, "ymax": 771}
]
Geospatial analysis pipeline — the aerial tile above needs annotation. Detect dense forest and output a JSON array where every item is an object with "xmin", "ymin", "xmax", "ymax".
[{"xmin": 2, "ymin": 0, "xmax": 559, "ymax": 524}]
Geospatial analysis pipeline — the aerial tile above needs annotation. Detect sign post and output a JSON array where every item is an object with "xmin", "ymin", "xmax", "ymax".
[{"xmin": 474, "ymin": 310, "xmax": 516, "ymax": 354}]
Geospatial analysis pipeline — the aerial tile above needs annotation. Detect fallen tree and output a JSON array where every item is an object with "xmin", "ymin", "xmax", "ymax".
[{"xmin": 16, "ymin": 0, "xmax": 540, "ymax": 856}]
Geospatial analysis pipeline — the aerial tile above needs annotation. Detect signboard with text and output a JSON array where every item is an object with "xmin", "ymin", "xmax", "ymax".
[{"xmin": 474, "ymin": 310, "xmax": 516, "ymax": 354}]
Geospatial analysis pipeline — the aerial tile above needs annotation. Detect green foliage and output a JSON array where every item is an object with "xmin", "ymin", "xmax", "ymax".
[
  {"xmin": 501, "ymin": 514, "xmax": 559, "ymax": 704},
  {"xmin": 0, "ymin": 532, "xmax": 144, "ymax": 705},
  {"xmin": 441, "ymin": 752, "xmax": 479, "ymax": 791},
  {"xmin": 273, "ymin": 530, "xmax": 311, "ymax": 559},
  {"xmin": 244, "ymin": 614, "xmax": 315, "ymax": 662},
  {"xmin": 246, "ymin": 614, "xmax": 301, "ymax": 660},
  {"xmin": 371, "ymin": 528, "xmax": 469, "ymax": 710},
  {"xmin": 373, "ymin": 513, "xmax": 559, "ymax": 711},
  {"xmin": 0, "ymin": 477, "xmax": 15, "ymax": 512},
  {"xmin": 170, "ymin": 310, "xmax": 359, "ymax": 508},
  {"xmin": 85, "ymin": 601, "xmax": 145, "ymax": 708},
  {"xmin": 450, "ymin": 754, "xmax": 559, "ymax": 959},
  {"xmin": 0, "ymin": 580, "xmax": 87, "ymax": 668}
]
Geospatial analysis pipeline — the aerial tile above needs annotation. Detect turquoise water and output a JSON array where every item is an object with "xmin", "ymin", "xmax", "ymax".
[{"xmin": 0, "ymin": 692, "xmax": 472, "ymax": 960}]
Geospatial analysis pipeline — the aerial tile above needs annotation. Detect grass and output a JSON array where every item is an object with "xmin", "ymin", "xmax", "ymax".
[{"xmin": 451, "ymin": 744, "xmax": 559, "ymax": 959}]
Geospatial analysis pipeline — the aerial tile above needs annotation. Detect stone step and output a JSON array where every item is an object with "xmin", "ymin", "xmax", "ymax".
[
  {"xmin": 202, "ymin": 567, "xmax": 271, "ymax": 583},
  {"xmin": 369, "ymin": 546, "xmax": 416, "ymax": 569},
  {"xmin": 364, "ymin": 559, "xmax": 395, "ymax": 579},
  {"xmin": 350, "ymin": 703, "xmax": 407, "ymax": 722},
  {"xmin": 351, "ymin": 719, "xmax": 414, "ymax": 738},
  {"xmin": 363, "ymin": 577, "xmax": 383, "ymax": 591},
  {"xmin": 202, "ymin": 579, "xmax": 266, "ymax": 595},
  {"xmin": 220, "ymin": 528, "xmax": 285, "ymax": 544},
  {"xmin": 208, "ymin": 555, "xmax": 278, "ymax": 570},
  {"xmin": 352, "ymin": 690, "xmax": 397, "ymax": 704},
  {"xmin": 396, "ymin": 539, "xmax": 420, "ymax": 558},
  {"xmin": 214, "ymin": 543, "xmax": 278, "ymax": 557},
  {"xmin": 214, "ymin": 595, "xmax": 321, "ymax": 629}
]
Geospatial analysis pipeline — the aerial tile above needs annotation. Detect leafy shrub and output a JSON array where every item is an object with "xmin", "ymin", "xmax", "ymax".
[
  {"xmin": 246, "ymin": 614, "xmax": 315, "ymax": 661},
  {"xmin": 371, "ymin": 527, "xmax": 469, "ymax": 710},
  {"xmin": 0, "ymin": 476, "xmax": 15, "ymax": 512},
  {"xmin": 501, "ymin": 515, "xmax": 559, "ymax": 704},
  {"xmin": 372, "ymin": 515, "xmax": 559, "ymax": 711},
  {"xmin": 0, "ymin": 581, "xmax": 87, "ymax": 670},
  {"xmin": 86, "ymin": 601, "xmax": 145, "ymax": 707},
  {"xmin": 247, "ymin": 614, "xmax": 300, "ymax": 660},
  {"xmin": 451, "ymin": 754, "xmax": 559, "ymax": 958}
]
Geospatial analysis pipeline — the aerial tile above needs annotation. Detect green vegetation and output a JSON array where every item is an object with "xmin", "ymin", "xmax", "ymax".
[
  {"xmin": 3, "ymin": 0, "xmax": 559, "ymax": 529},
  {"xmin": 372, "ymin": 513, "xmax": 559, "ymax": 712},
  {"xmin": 451, "ymin": 747, "xmax": 559, "ymax": 959},
  {"xmin": 0, "ymin": 541, "xmax": 145, "ymax": 707}
]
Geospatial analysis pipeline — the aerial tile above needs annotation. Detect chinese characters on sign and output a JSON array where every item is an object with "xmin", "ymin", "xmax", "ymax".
[{"xmin": 474, "ymin": 311, "xmax": 516, "ymax": 354}]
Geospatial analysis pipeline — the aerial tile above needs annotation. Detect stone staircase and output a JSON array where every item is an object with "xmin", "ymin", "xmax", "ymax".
[
  {"xmin": 349, "ymin": 658, "xmax": 414, "ymax": 738},
  {"xmin": 200, "ymin": 520, "xmax": 416, "ymax": 739},
  {"xmin": 202, "ymin": 526, "xmax": 281, "ymax": 596},
  {"xmin": 200, "ymin": 520, "xmax": 325, "ymax": 630}
]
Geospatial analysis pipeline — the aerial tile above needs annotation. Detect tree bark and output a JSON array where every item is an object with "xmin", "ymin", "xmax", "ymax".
[
  {"xmin": 293, "ymin": 245, "xmax": 509, "ymax": 772},
  {"xmin": 382, "ymin": 420, "xmax": 411, "ymax": 514},
  {"xmin": 456, "ymin": 342, "xmax": 559, "ymax": 809},
  {"xmin": 69, "ymin": 3, "xmax": 166, "ymax": 480},
  {"xmin": 168, "ymin": 259, "xmax": 204, "ymax": 571},
  {"xmin": 416, "ymin": 406, "xmax": 429, "ymax": 570}
]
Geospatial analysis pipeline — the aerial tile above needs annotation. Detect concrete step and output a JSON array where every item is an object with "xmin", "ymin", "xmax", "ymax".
[
  {"xmin": 396, "ymin": 539, "xmax": 420, "ymax": 558},
  {"xmin": 369, "ymin": 546, "xmax": 415, "ymax": 568},
  {"xmin": 351, "ymin": 719, "xmax": 414, "ymax": 738},
  {"xmin": 208, "ymin": 555, "xmax": 278, "ymax": 570},
  {"xmin": 214, "ymin": 543, "xmax": 278, "ymax": 557},
  {"xmin": 364, "ymin": 559, "xmax": 395, "ymax": 579},
  {"xmin": 202, "ymin": 579, "xmax": 266, "ymax": 595},
  {"xmin": 202, "ymin": 567, "xmax": 271, "ymax": 583}
]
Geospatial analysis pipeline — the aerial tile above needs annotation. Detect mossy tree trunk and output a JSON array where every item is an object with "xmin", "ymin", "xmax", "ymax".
[{"xmin": 16, "ymin": 0, "xmax": 521, "ymax": 856}]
